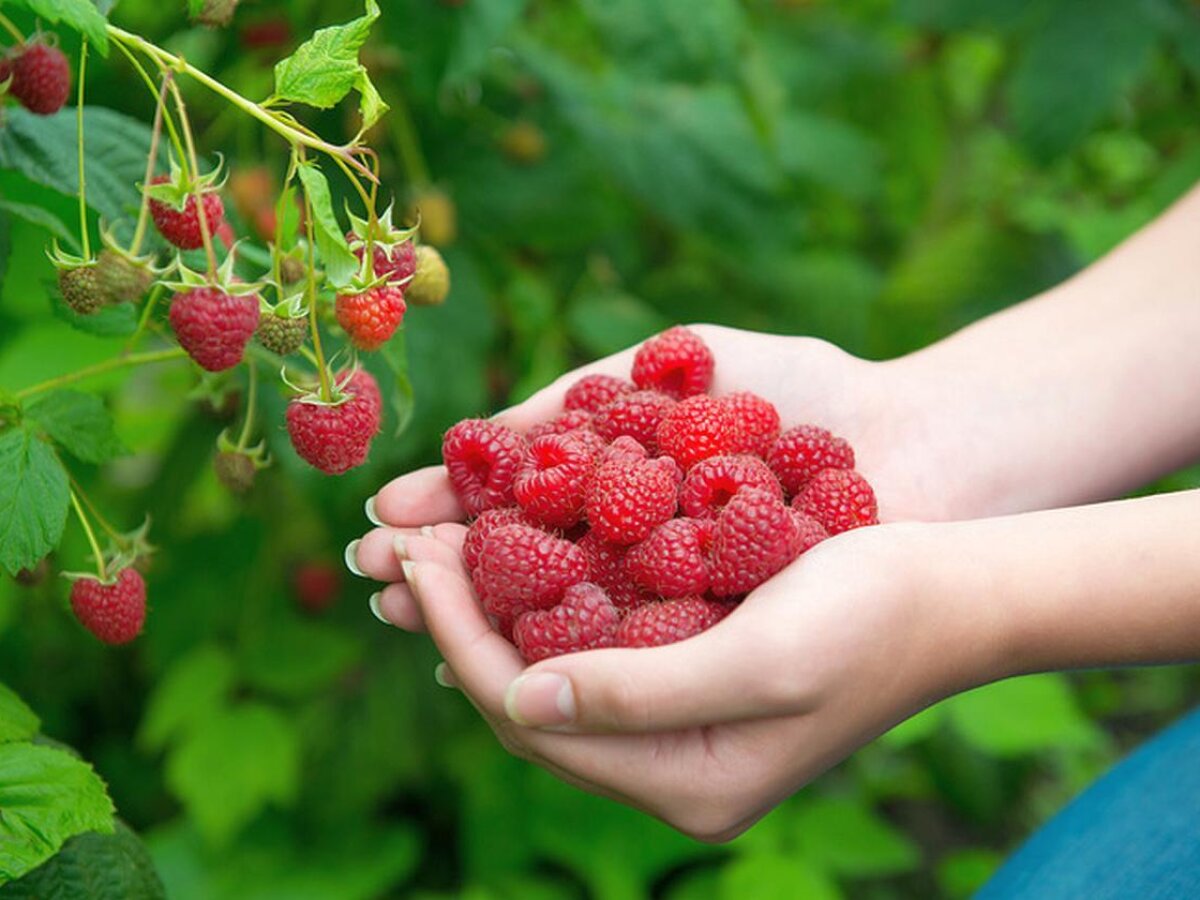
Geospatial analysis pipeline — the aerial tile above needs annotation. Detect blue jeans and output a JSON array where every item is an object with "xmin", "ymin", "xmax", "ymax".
[{"xmin": 977, "ymin": 706, "xmax": 1200, "ymax": 899}]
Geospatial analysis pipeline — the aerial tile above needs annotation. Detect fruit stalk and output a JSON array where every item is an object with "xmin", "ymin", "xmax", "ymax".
[
  {"xmin": 0, "ymin": 11, "xmax": 25, "ymax": 44},
  {"xmin": 129, "ymin": 75, "xmax": 171, "ymax": 257},
  {"xmin": 167, "ymin": 78, "xmax": 218, "ymax": 276},
  {"xmin": 16, "ymin": 347, "xmax": 187, "ymax": 400},
  {"xmin": 76, "ymin": 41, "xmax": 90, "ymax": 259},
  {"xmin": 69, "ymin": 489, "xmax": 107, "ymax": 581}
]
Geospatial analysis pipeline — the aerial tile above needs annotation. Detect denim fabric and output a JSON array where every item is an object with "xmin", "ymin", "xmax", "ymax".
[{"xmin": 976, "ymin": 706, "xmax": 1200, "ymax": 899}]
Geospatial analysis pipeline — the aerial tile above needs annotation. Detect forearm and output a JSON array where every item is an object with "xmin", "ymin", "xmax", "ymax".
[
  {"xmin": 927, "ymin": 489, "xmax": 1200, "ymax": 683},
  {"xmin": 887, "ymin": 183, "xmax": 1200, "ymax": 519}
]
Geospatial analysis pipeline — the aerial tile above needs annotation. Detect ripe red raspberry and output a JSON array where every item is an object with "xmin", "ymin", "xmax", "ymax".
[
  {"xmin": 576, "ymin": 530, "xmax": 648, "ymax": 610},
  {"xmin": 473, "ymin": 524, "xmax": 588, "ymax": 617},
  {"xmin": 513, "ymin": 582, "xmax": 620, "ymax": 663},
  {"xmin": 625, "ymin": 518, "xmax": 712, "ymax": 598},
  {"xmin": 599, "ymin": 435, "xmax": 649, "ymax": 466},
  {"xmin": 526, "ymin": 409, "xmax": 594, "ymax": 442},
  {"xmin": 631, "ymin": 326, "xmax": 714, "ymax": 399},
  {"xmin": 793, "ymin": 468, "xmax": 878, "ymax": 534},
  {"xmin": 349, "ymin": 235, "xmax": 417, "ymax": 284},
  {"xmin": 656, "ymin": 395, "xmax": 742, "ymax": 469},
  {"xmin": 336, "ymin": 285, "xmax": 407, "ymax": 351},
  {"xmin": 767, "ymin": 425, "xmax": 855, "ymax": 496},
  {"xmin": 293, "ymin": 561, "xmax": 341, "ymax": 614},
  {"xmin": 723, "ymin": 392, "xmax": 781, "ymax": 457},
  {"xmin": 70, "ymin": 568, "xmax": 147, "ymax": 645},
  {"xmin": 710, "ymin": 488, "xmax": 803, "ymax": 597},
  {"xmin": 564, "ymin": 374, "xmax": 635, "ymax": 413},
  {"xmin": 149, "ymin": 176, "xmax": 226, "ymax": 250},
  {"xmin": 442, "ymin": 419, "xmax": 526, "ymax": 517},
  {"xmin": 5, "ymin": 43, "xmax": 71, "ymax": 115},
  {"xmin": 678, "ymin": 454, "xmax": 783, "ymax": 518},
  {"xmin": 286, "ymin": 372, "xmax": 382, "ymax": 475},
  {"xmin": 169, "ymin": 286, "xmax": 260, "ymax": 372},
  {"xmin": 462, "ymin": 507, "xmax": 535, "ymax": 572},
  {"xmin": 592, "ymin": 390, "xmax": 675, "ymax": 453},
  {"xmin": 791, "ymin": 511, "xmax": 830, "ymax": 554},
  {"xmin": 616, "ymin": 597, "xmax": 731, "ymax": 648},
  {"xmin": 586, "ymin": 457, "xmax": 679, "ymax": 545},
  {"xmin": 58, "ymin": 265, "xmax": 104, "ymax": 316},
  {"xmin": 513, "ymin": 432, "xmax": 600, "ymax": 528}
]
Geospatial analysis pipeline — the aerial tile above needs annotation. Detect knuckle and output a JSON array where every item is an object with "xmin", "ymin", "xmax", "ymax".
[{"xmin": 589, "ymin": 669, "xmax": 653, "ymax": 731}]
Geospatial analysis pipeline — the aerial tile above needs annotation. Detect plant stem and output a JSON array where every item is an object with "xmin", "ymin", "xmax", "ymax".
[
  {"xmin": 106, "ymin": 25, "xmax": 376, "ymax": 183},
  {"xmin": 0, "ymin": 11, "xmax": 25, "ymax": 44},
  {"xmin": 76, "ymin": 41, "xmax": 91, "ymax": 259},
  {"xmin": 123, "ymin": 283, "xmax": 165, "ymax": 355},
  {"xmin": 168, "ymin": 78, "xmax": 218, "ymax": 277},
  {"xmin": 130, "ymin": 76, "xmax": 171, "ymax": 256},
  {"xmin": 16, "ymin": 348, "xmax": 187, "ymax": 400},
  {"xmin": 301, "ymin": 182, "xmax": 333, "ymax": 402},
  {"xmin": 111, "ymin": 38, "xmax": 187, "ymax": 167},
  {"xmin": 236, "ymin": 362, "xmax": 258, "ymax": 451},
  {"xmin": 69, "ymin": 475, "xmax": 125, "ymax": 545},
  {"xmin": 70, "ymin": 489, "xmax": 108, "ymax": 581}
]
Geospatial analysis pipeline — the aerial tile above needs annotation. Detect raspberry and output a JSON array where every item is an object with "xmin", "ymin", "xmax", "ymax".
[
  {"xmin": 526, "ymin": 409, "xmax": 594, "ymax": 442},
  {"xmin": 513, "ymin": 432, "xmax": 599, "ymax": 528},
  {"xmin": 336, "ymin": 285, "xmax": 407, "ymax": 351},
  {"xmin": 473, "ymin": 524, "xmax": 588, "ymax": 617},
  {"xmin": 585, "ymin": 457, "xmax": 678, "ymax": 545},
  {"xmin": 293, "ymin": 560, "xmax": 340, "ymax": 614},
  {"xmin": 462, "ymin": 507, "xmax": 535, "ymax": 572},
  {"xmin": 169, "ymin": 286, "xmax": 260, "ymax": 372},
  {"xmin": 793, "ymin": 468, "xmax": 878, "ymax": 535},
  {"xmin": 286, "ymin": 371, "xmax": 382, "ymax": 475},
  {"xmin": 70, "ymin": 568, "xmax": 147, "ymax": 645},
  {"xmin": 576, "ymin": 530, "xmax": 649, "ymax": 610},
  {"xmin": 256, "ymin": 313, "xmax": 308, "ymax": 356},
  {"xmin": 195, "ymin": 0, "xmax": 240, "ymax": 27},
  {"xmin": 57, "ymin": 265, "xmax": 104, "ymax": 316},
  {"xmin": 631, "ymin": 326, "xmax": 714, "ymax": 399},
  {"xmin": 655, "ymin": 395, "xmax": 742, "ymax": 469},
  {"xmin": 710, "ymin": 487, "xmax": 802, "ymax": 597},
  {"xmin": 723, "ymin": 392, "xmax": 781, "ymax": 457},
  {"xmin": 599, "ymin": 435, "xmax": 649, "ymax": 466},
  {"xmin": 149, "ymin": 176, "xmax": 227, "ymax": 250},
  {"xmin": 349, "ymin": 234, "xmax": 417, "ymax": 284},
  {"xmin": 678, "ymin": 454, "xmax": 783, "ymax": 518},
  {"xmin": 625, "ymin": 518, "xmax": 711, "ymax": 598},
  {"xmin": 564, "ymin": 374, "xmax": 636, "ymax": 414},
  {"xmin": 592, "ymin": 390, "xmax": 675, "ymax": 453},
  {"xmin": 406, "ymin": 245, "xmax": 450, "ymax": 306},
  {"xmin": 766, "ymin": 425, "xmax": 855, "ymax": 496},
  {"xmin": 213, "ymin": 450, "xmax": 257, "ymax": 494},
  {"xmin": 442, "ymin": 419, "xmax": 527, "ymax": 517},
  {"xmin": 95, "ymin": 250, "xmax": 153, "ymax": 305},
  {"xmin": 5, "ymin": 43, "xmax": 71, "ymax": 115},
  {"xmin": 791, "ymin": 511, "xmax": 830, "ymax": 554},
  {"xmin": 513, "ymin": 582, "xmax": 620, "ymax": 663},
  {"xmin": 616, "ymin": 597, "xmax": 730, "ymax": 649}
]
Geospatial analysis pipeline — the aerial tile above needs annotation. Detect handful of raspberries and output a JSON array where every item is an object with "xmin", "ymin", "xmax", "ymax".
[{"xmin": 442, "ymin": 327, "xmax": 879, "ymax": 663}]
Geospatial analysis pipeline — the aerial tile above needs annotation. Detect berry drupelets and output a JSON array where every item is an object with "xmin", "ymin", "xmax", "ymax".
[{"xmin": 440, "ymin": 325, "xmax": 880, "ymax": 663}]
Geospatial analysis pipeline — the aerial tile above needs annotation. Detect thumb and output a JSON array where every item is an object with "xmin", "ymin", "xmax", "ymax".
[{"xmin": 503, "ymin": 609, "xmax": 801, "ymax": 733}]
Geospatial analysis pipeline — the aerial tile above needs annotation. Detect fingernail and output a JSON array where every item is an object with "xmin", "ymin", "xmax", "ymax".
[
  {"xmin": 365, "ymin": 496, "xmax": 383, "ymax": 527},
  {"xmin": 420, "ymin": 525, "xmax": 435, "ymax": 538},
  {"xmin": 401, "ymin": 559, "xmax": 419, "ymax": 589},
  {"xmin": 504, "ymin": 673, "xmax": 576, "ymax": 727},
  {"xmin": 344, "ymin": 540, "xmax": 365, "ymax": 577},
  {"xmin": 368, "ymin": 592, "xmax": 391, "ymax": 625},
  {"xmin": 434, "ymin": 662, "xmax": 453, "ymax": 688},
  {"xmin": 394, "ymin": 534, "xmax": 408, "ymax": 561}
]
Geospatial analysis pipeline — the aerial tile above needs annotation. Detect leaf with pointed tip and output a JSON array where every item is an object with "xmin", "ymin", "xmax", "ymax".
[
  {"xmin": 0, "ymin": 426, "xmax": 69, "ymax": 577},
  {"xmin": 295, "ymin": 163, "xmax": 357, "ymax": 289}
]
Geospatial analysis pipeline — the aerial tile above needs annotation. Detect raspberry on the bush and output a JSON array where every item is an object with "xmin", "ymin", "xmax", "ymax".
[
  {"xmin": 767, "ymin": 425, "xmax": 855, "ymax": 496},
  {"xmin": 793, "ymin": 468, "xmax": 879, "ymax": 534},
  {"xmin": 472, "ymin": 524, "xmax": 588, "ymax": 617},
  {"xmin": 442, "ymin": 419, "xmax": 527, "ymax": 517},
  {"xmin": 678, "ymin": 454, "xmax": 783, "ymax": 518},
  {"xmin": 169, "ymin": 286, "xmax": 260, "ymax": 372},
  {"xmin": 513, "ymin": 431, "xmax": 600, "ymax": 528},
  {"xmin": 149, "ymin": 175, "xmax": 226, "ymax": 250},
  {"xmin": 286, "ymin": 371, "xmax": 382, "ymax": 475},
  {"xmin": 513, "ymin": 582, "xmax": 620, "ymax": 663},
  {"xmin": 631, "ymin": 326, "xmax": 714, "ymax": 399},
  {"xmin": 69, "ymin": 568, "xmax": 147, "ymax": 645},
  {"xmin": 564, "ymin": 374, "xmax": 636, "ymax": 413},
  {"xmin": 585, "ymin": 457, "xmax": 679, "ymax": 545},
  {"xmin": 616, "ymin": 597, "xmax": 731, "ymax": 649},
  {"xmin": 709, "ymin": 487, "xmax": 802, "ymax": 597},
  {"xmin": 655, "ymin": 394, "xmax": 743, "ymax": 469}
]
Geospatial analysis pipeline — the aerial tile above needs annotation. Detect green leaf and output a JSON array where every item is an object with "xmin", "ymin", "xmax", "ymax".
[
  {"xmin": 272, "ymin": 0, "xmax": 384, "ymax": 127},
  {"xmin": 0, "ymin": 199, "xmax": 76, "ymax": 249},
  {"xmin": 0, "ymin": 742, "xmax": 116, "ymax": 885},
  {"xmin": 880, "ymin": 704, "xmax": 945, "ymax": 748},
  {"xmin": 792, "ymin": 798, "xmax": 920, "ymax": 878},
  {"xmin": 719, "ymin": 853, "xmax": 842, "ymax": 900},
  {"xmin": 294, "ymin": 163, "xmax": 357, "ymax": 289},
  {"xmin": 936, "ymin": 848, "xmax": 1004, "ymax": 899},
  {"xmin": 164, "ymin": 704, "xmax": 300, "ymax": 847},
  {"xmin": 1007, "ymin": 0, "xmax": 1159, "ymax": 160},
  {"xmin": 378, "ymin": 336, "xmax": 415, "ymax": 439},
  {"xmin": 25, "ymin": 390, "xmax": 126, "ymax": 464},
  {"xmin": 138, "ymin": 646, "xmax": 237, "ymax": 754},
  {"xmin": 946, "ymin": 674, "xmax": 1104, "ymax": 757},
  {"xmin": 896, "ymin": 0, "xmax": 1042, "ymax": 30},
  {"xmin": 443, "ymin": 0, "xmax": 529, "ymax": 86},
  {"xmin": 0, "ymin": 820, "xmax": 166, "ymax": 899},
  {"xmin": 776, "ymin": 112, "xmax": 880, "ymax": 199},
  {"xmin": 0, "ymin": 426, "xmax": 69, "ymax": 578},
  {"xmin": 566, "ymin": 290, "xmax": 670, "ymax": 358},
  {"xmin": 5, "ymin": 0, "xmax": 110, "ymax": 52},
  {"xmin": 0, "ymin": 684, "xmax": 39, "ymax": 744}
]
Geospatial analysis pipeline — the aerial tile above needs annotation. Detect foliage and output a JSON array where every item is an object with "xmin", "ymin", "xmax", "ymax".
[{"xmin": 1, "ymin": 0, "xmax": 1199, "ymax": 897}]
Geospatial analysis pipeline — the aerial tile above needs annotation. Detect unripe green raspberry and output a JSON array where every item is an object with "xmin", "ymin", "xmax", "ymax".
[
  {"xmin": 256, "ymin": 313, "xmax": 309, "ymax": 356},
  {"xmin": 58, "ymin": 265, "xmax": 105, "ymax": 315},
  {"xmin": 195, "ymin": 0, "xmax": 240, "ymax": 27},
  {"xmin": 406, "ymin": 245, "xmax": 450, "ymax": 307},
  {"xmin": 96, "ymin": 250, "xmax": 154, "ymax": 304},
  {"xmin": 213, "ymin": 450, "xmax": 257, "ymax": 494}
]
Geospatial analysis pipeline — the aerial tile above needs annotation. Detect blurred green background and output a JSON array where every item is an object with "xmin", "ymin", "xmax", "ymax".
[{"xmin": 2, "ymin": 0, "xmax": 1200, "ymax": 897}]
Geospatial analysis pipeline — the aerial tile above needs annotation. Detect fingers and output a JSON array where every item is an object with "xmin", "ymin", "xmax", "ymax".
[
  {"xmin": 350, "ymin": 524, "xmax": 468, "ymax": 582},
  {"xmin": 370, "ymin": 466, "xmax": 465, "ymax": 528},
  {"xmin": 503, "ymin": 606, "xmax": 804, "ymax": 733},
  {"xmin": 370, "ymin": 582, "xmax": 426, "ymax": 632}
]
